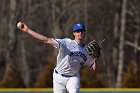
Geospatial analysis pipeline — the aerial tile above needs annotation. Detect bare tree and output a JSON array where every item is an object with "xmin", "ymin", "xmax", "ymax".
[
  {"xmin": 116, "ymin": 0, "xmax": 127, "ymax": 88},
  {"xmin": 19, "ymin": 39, "xmax": 30, "ymax": 87},
  {"xmin": 8, "ymin": 0, "xmax": 17, "ymax": 53},
  {"xmin": 110, "ymin": 12, "xmax": 119, "ymax": 87}
]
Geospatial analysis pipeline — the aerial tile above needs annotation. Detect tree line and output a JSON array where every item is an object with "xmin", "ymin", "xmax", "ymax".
[{"xmin": 0, "ymin": 0, "xmax": 140, "ymax": 88}]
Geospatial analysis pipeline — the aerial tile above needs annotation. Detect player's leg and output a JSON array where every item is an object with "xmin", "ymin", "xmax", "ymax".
[
  {"xmin": 53, "ymin": 79, "xmax": 67, "ymax": 93},
  {"xmin": 53, "ymin": 70, "xmax": 68, "ymax": 93},
  {"xmin": 66, "ymin": 73, "xmax": 80, "ymax": 93}
]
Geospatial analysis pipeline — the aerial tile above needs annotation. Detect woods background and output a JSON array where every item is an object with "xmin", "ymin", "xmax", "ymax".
[{"xmin": 0, "ymin": 0, "xmax": 140, "ymax": 88}]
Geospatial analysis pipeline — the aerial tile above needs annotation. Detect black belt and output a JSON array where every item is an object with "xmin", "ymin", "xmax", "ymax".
[{"xmin": 55, "ymin": 70, "xmax": 72, "ymax": 77}]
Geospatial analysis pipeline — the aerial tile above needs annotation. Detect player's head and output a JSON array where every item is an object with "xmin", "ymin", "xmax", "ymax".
[
  {"xmin": 73, "ymin": 23, "xmax": 86, "ymax": 32},
  {"xmin": 72, "ymin": 23, "xmax": 86, "ymax": 40}
]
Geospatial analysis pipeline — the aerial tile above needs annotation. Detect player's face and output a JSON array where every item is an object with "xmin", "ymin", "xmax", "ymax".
[{"xmin": 73, "ymin": 30, "xmax": 86, "ymax": 40}]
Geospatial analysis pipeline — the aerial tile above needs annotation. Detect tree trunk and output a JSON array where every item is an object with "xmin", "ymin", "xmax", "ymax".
[
  {"xmin": 84, "ymin": 0, "xmax": 88, "ymax": 41},
  {"xmin": 134, "ymin": 12, "xmax": 139, "ymax": 53},
  {"xmin": 111, "ymin": 12, "xmax": 119, "ymax": 87},
  {"xmin": 20, "ymin": 39, "xmax": 30, "ymax": 87},
  {"xmin": 8, "ymin": 0, "xmax": 17, "ymax": 52},
  {"xmin": 116, "ymin": 0, "xmax": 127, "ymax": 88}
]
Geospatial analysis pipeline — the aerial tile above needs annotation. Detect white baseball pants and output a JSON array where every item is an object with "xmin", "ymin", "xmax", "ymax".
[{"xmin": 53, "ymin": 70, "xmax": 80, "ymax": 93}]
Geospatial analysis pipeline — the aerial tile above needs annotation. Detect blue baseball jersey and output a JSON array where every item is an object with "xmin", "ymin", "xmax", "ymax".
[{"xmin": 53, "ymin": 38, "xmax": 94, "ymax": 76}]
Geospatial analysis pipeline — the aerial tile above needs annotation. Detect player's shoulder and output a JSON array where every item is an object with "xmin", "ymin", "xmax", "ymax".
[
  {"xmin": 55, "ymin": 38, "xmax": 72, "ymax": 45},
  {"xmin": 63, "ymin": 38, "xmax": 72, "ymax": 42},
  {"xmin": 63, "ymin": 38, "xmax": 74, "ymax": 45},
  {"xmin": 58, "ymin": 38, "xmax": 72, "ymax": 42}
]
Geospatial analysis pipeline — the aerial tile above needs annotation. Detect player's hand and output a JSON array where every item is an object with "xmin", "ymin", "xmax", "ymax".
[
  {"xmin": 86, "ymin": 40, "xmax": 100, "ymax": 60},
  {"xmin": 17, "ymin": 22, "xmax": 29, "ymax": 32}
]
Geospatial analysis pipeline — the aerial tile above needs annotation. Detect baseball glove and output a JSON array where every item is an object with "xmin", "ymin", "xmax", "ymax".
[{"xmin": 86, "ymin": 40, "xmax": 100, "ymax": 59}]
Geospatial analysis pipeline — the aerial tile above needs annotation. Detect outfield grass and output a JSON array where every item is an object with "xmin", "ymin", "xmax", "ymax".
[{"xmin": 0, "ymin": 88, "xmax": 140, "ymax": 93}]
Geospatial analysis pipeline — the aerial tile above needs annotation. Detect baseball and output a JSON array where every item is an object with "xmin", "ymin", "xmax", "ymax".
[{"xmin": 17, "ymin": 22, "xmax": 24, "ymax": 29}]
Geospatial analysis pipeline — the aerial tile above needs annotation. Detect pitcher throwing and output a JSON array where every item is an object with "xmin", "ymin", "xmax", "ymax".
[{"xmin": 17, "ymin": 22, "xmax": 100, "ymax": 93}]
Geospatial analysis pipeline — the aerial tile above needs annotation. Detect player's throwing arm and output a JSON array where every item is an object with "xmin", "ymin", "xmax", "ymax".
[{"xmin": 16, "ymin": 22, "xmax": 58, "ymax": 47}]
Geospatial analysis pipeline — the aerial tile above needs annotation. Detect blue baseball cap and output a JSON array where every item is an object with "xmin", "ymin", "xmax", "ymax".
[{"xmin": 73, "ymin": 23, "xmax": 86, "ymax": 32}]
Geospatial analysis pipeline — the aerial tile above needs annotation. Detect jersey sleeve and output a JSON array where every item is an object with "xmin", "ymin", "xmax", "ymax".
[
  {"xmin": 54, "ymin": 38, "xmax": 66, "ymax": 48},
  {"xmin": 54, "ymin": 38, "xmax": 71, "ymax": 50},
  {"xmin": 86, "ymin": 57, "xmax": 94, "ymax": 69}
]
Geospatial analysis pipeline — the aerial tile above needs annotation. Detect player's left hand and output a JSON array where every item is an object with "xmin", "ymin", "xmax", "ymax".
[{"xmin": 86, "ymin": 40, "xmax": 100, "ymax": 59}]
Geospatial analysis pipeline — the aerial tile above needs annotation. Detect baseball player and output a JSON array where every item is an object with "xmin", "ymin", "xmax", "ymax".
[{"xmin": 17, "ymin": 22, "xmax": 100, "ymax": 93}]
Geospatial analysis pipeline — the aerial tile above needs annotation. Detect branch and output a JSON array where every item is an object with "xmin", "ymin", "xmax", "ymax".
[{"xmin": 124, "ymin": 41, "xmax": 140, "ymax": 51}]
